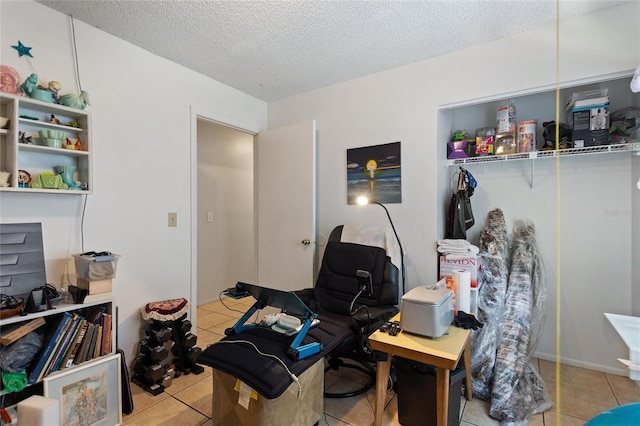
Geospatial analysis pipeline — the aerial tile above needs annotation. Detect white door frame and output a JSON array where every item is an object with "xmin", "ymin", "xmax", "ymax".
[{"xmin": 189, "ymin": 107, "xmax": 260, "ymax": 329}]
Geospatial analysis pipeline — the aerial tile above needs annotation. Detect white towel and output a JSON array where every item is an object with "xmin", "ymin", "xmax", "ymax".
[
  {"xmin": 340, "ymin": 224, "xmax": 402, "ymax": 272},
  {"xmin": 437, "ymin": 245, "xmax": 479, "ymax": 255},
  {"xmin": 437, "ymin": 239, "xmax": 471, "ymax": 247}
]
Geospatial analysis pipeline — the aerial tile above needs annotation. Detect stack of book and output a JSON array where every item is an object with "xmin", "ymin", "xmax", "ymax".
[{"xmin": 27, "ymin": 307, "xmax": 113, "ymax": 384}]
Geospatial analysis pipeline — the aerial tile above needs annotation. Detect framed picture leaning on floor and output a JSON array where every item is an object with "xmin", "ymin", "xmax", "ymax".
[{"xmin": 44, "ymin": 353, "xmax": 122, "ymax": 426}]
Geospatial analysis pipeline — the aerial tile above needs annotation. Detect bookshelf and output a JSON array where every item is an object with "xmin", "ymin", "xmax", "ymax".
[{"xmin": 0, "ymin": 299, "xmax": 115, "ymax": 399}]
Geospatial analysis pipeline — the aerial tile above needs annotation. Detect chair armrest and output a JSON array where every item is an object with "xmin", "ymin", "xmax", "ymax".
[{"xmin": 351, "ymin": 305, "xmax": 399, "ymax": 328}]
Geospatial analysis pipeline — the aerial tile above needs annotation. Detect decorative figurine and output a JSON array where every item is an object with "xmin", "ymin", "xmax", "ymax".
[
  {"xmin": 0, "ymin": 171, "xmax": 10, "ymax": 187},
  {"xmin": 31, "ymin": 172, "xmax": 68, "ymax": 190},
  {"xmin": 54, "ymin": 165, "xmax": 80, "ymax": 190},
  {"xmin": 58, "ymin": 90, "xmax": 90, "ymax": 110},
  {"xmin": 17, "ymin": 170, "xmax": 31, "ymax": 188},
  {"xmin": 49, "ymin": 114, "xmax": 61, "ymax": 125},
  {"xmin": 33, "ymin": 80, "xmax": 62, "ymax": 103},
  {"xmin": 64, "ymin": 137, "xmax": 83, "ymax": 151},
  {"xmin": 18, "ymin": 131, "xmax": 34, "ymax": 144},
  {"xmin": 0, "ymin": 65, "xmax": 23, "ymax": 96},
  {"xmin": 18, "ymin": 73, "xmax": 37, "ymax": 97}
]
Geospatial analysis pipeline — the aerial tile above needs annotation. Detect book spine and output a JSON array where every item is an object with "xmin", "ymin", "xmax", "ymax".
[
  {"xmin": 38, "ymin": 315, "xmax": 76, "ymax": 382},
  {"xmin": 93, "ymin": 325, "xmax": 103, "ymax": 359},
  {"xmin": 63, "ymin": 319, "xmax": 88, "ymax": 368},
  {"xmin": 56, "ymin": 316, "xmax": 85, "ymax": 370},
  {"xmin": 48, "ymin": 316, "xmax": 81, "ymax": 374},
  {"xmin": 27, "ymin": 312, "xmax": 73, "ymax": 385},
  {"xmin": 84, "ymin": 323, "xmax": 99, "ymax": 362},
  {"xmin": 74, "ymin": 323, "xmax": 95, "ymax": 365},
  {"xmin": 101, "ymin": 313, "xmax": 112, "ymax": 356}
]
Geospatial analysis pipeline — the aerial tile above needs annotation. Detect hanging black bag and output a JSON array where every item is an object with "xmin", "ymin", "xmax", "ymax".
[
  {"xmin": 460, "ymin": 170, "xmax": 475, "ymax": 230},
  {"xmin": 446, "ymin": 184, "xmax": 467, "ymax": 239}
]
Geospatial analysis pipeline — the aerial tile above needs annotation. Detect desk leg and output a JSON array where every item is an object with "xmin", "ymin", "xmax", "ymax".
[
  {"xmin": 464, "ymin": 337, "xmax": 472, "ymax": 400},
  {"xmin": 436, "ymin": 367, "xmax": 450, "ymax": 426},
  {"xmin": 374, "ymin": 356, "xmax": 392, "ymax": 426}
]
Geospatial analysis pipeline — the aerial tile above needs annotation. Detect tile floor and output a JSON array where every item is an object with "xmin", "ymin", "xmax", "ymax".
[{"xmin": 123, "ymin": 297, "xmax": 640, "ymax": 425}]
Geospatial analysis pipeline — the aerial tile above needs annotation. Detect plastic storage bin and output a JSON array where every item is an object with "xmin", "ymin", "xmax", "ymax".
[
  {"xmin": 72, "ymin": 253, "xmax": 120, "ymax": 281},
  {"xmin": 395, "ymin": 356, "xmax": 466, "ymax": 426}
]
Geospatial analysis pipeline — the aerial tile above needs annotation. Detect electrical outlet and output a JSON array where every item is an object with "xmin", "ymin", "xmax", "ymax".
[{"xmin": 168, "ymin": 212, "xmax": 177, "ymax": 227}]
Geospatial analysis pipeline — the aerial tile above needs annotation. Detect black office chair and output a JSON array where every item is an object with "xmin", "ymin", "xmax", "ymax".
[{"xmin": 294, "ymin": 225, "xmax": 399, "ymax": 398}]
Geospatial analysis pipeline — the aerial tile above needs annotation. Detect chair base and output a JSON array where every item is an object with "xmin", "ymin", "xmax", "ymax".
[{"xmin": 324, "ymin": 353, "xmax": 375, "ymax": 398}]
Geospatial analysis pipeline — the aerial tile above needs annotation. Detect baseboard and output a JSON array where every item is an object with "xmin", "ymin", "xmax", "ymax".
[
  {"xmin": 534, "ymin": 351, "xmax": 628, "ymax": 377},
  {"xmin": 197, "ymin": 296, "xmax": 219, "ymax": 306}
]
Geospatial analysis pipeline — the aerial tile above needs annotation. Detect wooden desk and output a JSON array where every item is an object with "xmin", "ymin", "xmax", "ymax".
[{"xmin": 368, "ymin": 314, "xmax": 472, "ymax": 426}]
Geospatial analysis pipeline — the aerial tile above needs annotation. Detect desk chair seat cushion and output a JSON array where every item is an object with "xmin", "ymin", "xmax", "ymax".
[{"xmin": 198, "ymin": 327, "xmax": 323, "ymax": 399}]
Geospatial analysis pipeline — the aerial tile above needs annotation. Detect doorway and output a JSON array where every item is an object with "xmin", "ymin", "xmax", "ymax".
[
  {"xmin": 190, "ymin": 107, "xmax": 261, "ymax": 324},
  {"xmin": 196, "ymin": 120, "xmax": 256, "ymax": 305},
  {"xmin": 189, "ymin": 109, "xmax": 317, "ymax": 329}
]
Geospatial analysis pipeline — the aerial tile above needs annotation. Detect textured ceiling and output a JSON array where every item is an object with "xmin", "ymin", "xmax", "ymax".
[{"xmin": 37, "ymin": 0, "xmax": 630, "ymax": 102}]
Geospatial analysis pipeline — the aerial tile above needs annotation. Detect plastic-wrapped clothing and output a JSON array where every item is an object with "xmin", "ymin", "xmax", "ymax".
[
  {"xmin": 0, "ymin": 331, "xmax": 44, "ymax": 373},
  {"xmin": 489, "ymin": 220, "xmax": 552, "ymax": 423},
  {"xmin": 471, "ymin": 208, "xmax": 509, "ymax": 400}
]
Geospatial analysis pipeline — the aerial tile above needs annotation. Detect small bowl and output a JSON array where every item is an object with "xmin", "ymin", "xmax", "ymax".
[
  {"xmin": 43, "ymin": 138, "xmax": 63, "ymax": 148},
  {"xmin": 39, "ymin": 130, "xmax": 65, "ymax": 139},
  {"xmin": 0, "ymin": 117, "xmax": 8, "ymax": 129}
]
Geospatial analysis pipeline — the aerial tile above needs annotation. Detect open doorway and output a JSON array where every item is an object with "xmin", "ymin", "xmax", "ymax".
[{"xmin": 196, "ymin": 119, "xmax": 257, "ymax": 305}]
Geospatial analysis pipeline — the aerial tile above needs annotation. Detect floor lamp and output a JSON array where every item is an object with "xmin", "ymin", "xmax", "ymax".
[{"xmin": 356, "ymin": 196, "xmax": 405, "ymax": 295}]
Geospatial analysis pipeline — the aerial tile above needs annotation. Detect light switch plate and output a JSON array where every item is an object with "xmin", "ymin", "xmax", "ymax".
[{"xmin": 168, "ymin": 212, "xmax": 177, "ymax": 227}]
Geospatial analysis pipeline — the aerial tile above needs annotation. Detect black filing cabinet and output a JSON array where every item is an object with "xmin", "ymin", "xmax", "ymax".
[{"xmin": 395, "ymin": 356, "xmax": 466, "ymax": 426}]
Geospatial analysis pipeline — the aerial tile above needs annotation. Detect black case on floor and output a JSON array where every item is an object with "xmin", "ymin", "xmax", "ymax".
[{"xmin": 395, "ymin": 356, "xmax": 466, "ymax": 426}]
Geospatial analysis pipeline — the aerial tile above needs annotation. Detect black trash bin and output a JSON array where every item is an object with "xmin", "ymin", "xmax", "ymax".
[{"xmin": 395, "ymin": 356, "xmax": 466, "ymax": 426}]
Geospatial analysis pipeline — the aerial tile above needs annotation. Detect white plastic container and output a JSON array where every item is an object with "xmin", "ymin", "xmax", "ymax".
[{"xmin": 400, "ymin": 286, "xmax": 453, "ymax": 338}]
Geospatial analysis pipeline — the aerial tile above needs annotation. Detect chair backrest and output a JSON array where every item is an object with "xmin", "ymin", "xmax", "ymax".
[{"xmin": 314, "ymin": 227, "xmax": 399, "ymax": 315}]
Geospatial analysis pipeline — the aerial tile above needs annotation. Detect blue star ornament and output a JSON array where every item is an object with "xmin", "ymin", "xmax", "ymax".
[{"xmin": 11, "ymin": 41, "xmax": 33, "ymax": 58}]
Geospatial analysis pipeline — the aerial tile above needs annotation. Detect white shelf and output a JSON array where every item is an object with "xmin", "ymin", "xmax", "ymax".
[
  {"xmin": 0, "ymin": 92, "xmax": 92, "ymax": 194},
  {"xmin": 447, "ymin": 142, "xmax": 640, "ymax": 166},
  {"xmin": 0, "ymin": 299, "xmax": 113, "ymax": 327},
  {"xmin": 0, "ymin": 298, "xmax": 116, "ymax": 397},
  {"xmin": 18, "ymin": 143, "xmax": 90, "ymax": 157}
]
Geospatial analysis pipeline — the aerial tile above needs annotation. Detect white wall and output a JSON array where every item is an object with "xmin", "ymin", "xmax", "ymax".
[
  {"xmin": 197, "ymin": 120, "xmax": 255, "ymax": 304},
  {"xmin": 0, "ymin": 1, "xmax": 267, "ymax": 362},
  {"xmin": 268, "ymin": 3, "xmax": 640, "ymax": 374}
]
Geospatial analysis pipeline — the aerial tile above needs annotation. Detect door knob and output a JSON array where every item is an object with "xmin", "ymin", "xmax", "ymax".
[{"xmin": 301, "ymin": 238, "xmax": 311, "ymax": 245}]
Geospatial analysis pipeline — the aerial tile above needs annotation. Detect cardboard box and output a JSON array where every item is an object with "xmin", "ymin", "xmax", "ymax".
[
  {"xmin": 567, "ymin": 94, "xmax": 610, "ymax": 147},
  {"xmin": 570, "ymin": 104, "xmax": 610, "ymax": 147},
  {"xmin": 439, "ymin": 256, "xmax": 479, "ymax": 288},
  {"xmin": 76, "ymin": 278, "xmax": 113, "ymax": 294}
]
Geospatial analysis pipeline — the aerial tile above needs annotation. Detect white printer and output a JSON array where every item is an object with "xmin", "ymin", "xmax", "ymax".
[{"xmin": 400, "ymin": 284, "xmax": 453, "ymax": 338}]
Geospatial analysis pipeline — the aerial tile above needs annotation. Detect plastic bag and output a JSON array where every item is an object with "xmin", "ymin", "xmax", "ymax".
[{"xmin": 0, "ymin": 331, "xmax": 44, "ymax": 373}]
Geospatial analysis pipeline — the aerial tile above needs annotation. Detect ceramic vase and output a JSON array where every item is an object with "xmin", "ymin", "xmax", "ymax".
[{"xmin": 54, "ymin": 165, "xmax": 79, "ymax": 190}]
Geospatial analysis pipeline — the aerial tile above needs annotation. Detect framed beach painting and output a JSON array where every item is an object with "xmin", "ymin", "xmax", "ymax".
[
  {"xmin": 43, "ymin": 353, "xmax": 122, "ymax": 426},
  {"xmin": 347, "ymin": 141, "xmax": 402, "ymax": 204}
]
